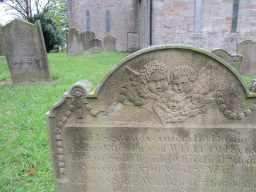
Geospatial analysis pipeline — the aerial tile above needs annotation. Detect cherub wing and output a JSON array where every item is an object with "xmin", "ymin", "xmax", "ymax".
[{"xmin": 119, "ymin": 66, "xmax": 148, "ymax": 106}]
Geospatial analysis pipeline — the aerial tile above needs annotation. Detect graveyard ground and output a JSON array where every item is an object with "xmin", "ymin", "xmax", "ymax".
[
  {"xmin": 0, "ymin": 52, "xmax": 255, "ymax": 191},
  {"xmin": 0, "ymin": 52, "xmax": 127, "ymax": 192}
]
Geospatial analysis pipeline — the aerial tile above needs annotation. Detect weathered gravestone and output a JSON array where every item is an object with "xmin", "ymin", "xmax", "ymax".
[
  {"xmin": 237, "ymin": 40, "xmax": 256, "ymax": 75},
  {"xmin": 212, "ymin": 49, "xmax": 242, "ymax": 72},
  {"xmin": 3, "ymin": 19, "xmax": 50, "ymax": 83},
  {"xmin": 103, "ymin": 35, "xmax": 116, "ymax": 52},
  {"xmin": 127, "ymin": 32, "xmax": 139, "ymax": 52},
  {"xmin": 0, "ymin": 25, "xmax": 4, "ymax": 56},
  {"xmin": 48, "ymin": 45, "xmax": 256, "ymax": 192},
  {"xmin": 68, "ymin": 28, "xmax": 84, "ymax": 55},
  {"xmin": 68, "ymin": 29, "xmax": 102, "ymax": 55}
]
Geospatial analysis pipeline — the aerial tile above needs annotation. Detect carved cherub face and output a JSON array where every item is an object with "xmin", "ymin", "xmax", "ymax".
[
  {"xmin": 142, "ymin": 60, "xmax": 170, "ymax": 95},
  {"xmin": 148, "ymin": 71, "xmax": 169, "ymax": 94},
  {"xmin": 172, "ymin": 65, "xmax": 197, "ymax": 94}
]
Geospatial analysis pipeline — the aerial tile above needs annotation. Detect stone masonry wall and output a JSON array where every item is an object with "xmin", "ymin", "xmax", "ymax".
[
  {"xmin": 68, "ymin": 0, "xmax": 137, "ymax": 52},
  {"xmin": 152, "ymin": 0, "xmax": 256, "ymax": 54},
  {"xmin": 68, "ymin": 0, "xmax": 256, "ymax": 53}
]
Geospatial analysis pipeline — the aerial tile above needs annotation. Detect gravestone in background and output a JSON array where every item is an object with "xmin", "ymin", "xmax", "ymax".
[
  {"xmin": 81, "ymin": 31, "xmax": 97, "ymax": 50},
  {"xmin": 68, "ymin": 29, "xmax": 103, "ymax": 55},
  {"xmin": 103, "ymin": 35, "xmax": 116, "ymax": 52},
  {"xmin": 68, "ymin": 28, "xmax": 84, "ymax": 55},
  {"xmin": 237, "ymin": 40, "xmax": 256, "ymax": 75},
  {"xmin": 0, "ymin": 26, "xmax": 4, "ymax": 56},
  {"xmin": 127, "ymin": 32, "xmax": 139, "ymax": 52},
  {"xmin": 212, "ymin": 49, "xmax": 242, "ymax": 72},
  {"xmin": 48, "ymin": 45, "xmax": 256, "ymax": 192},
  {"xmin": 3, "ymin": 19, "xmax": 50, "ymax": 83}
]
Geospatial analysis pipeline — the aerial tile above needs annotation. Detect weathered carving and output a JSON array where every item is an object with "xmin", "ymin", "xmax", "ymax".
[
  {"xmin": 48, "ymin": 46, "xmax": 256, "ymax": 192},
  {"xmin": 216, "ymin": 88, "xmax": 256, "ymax": 120},
  {"xmin": 48, "ymin": 81, "xmax": 95, "ymax": 179},
  {"xmin": 120, "ymin": 60, "xmax": 217, "ymax": 124},
  {"xmin": 212, "ymin": 49, "xmax": 242, "ymax": 72}
]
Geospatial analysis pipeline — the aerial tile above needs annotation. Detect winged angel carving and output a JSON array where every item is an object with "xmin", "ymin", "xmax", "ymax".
[{"xmin": 119, "ymin": 60, "xmax": 216, "ymax": 124}]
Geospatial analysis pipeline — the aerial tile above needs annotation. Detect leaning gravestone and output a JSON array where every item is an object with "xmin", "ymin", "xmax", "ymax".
[
  {"xmin": 0, "ymin": 25, "xmax": 4, "ymax": 56},
  {"xmin": 212, "ymin": 49, "xmax": 242, "ymax": 72},
  {"xmin": 103, "ymin": 35, "xmax": 116, "ymax": 52},
  {"xmin": 3, "ymin": 19, "xmax": 50, "ymax": 83},
  {"xmin": 237, "ymin": 40, "xmax": 256, "ymax": 75},
  {"xmin": 48, "ymin": 45, "xmax": 256, "ymax": 192}
]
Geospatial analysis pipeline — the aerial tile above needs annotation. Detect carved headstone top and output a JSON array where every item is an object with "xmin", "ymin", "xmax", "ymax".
[
  {"xmin": 48, "ymin": 45, "xmax": 256, "ymax": 192},
  {"xmin": 3, "ymin": 19, "xmax": 50, "ymax": 83},
  {"xmin": 237, "ymin": 40, "xmax": 256, "ymax": 75},
  {"xmin": 212, "ymin": 49, "xmax": 242, "ymax": 72}
]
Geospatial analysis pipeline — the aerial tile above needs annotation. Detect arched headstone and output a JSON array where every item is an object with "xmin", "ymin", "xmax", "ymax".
[
  {"xmin": 3, "ymin": 19, "xmax": 50, "ymax": 83},
  {"xmin": 48, "ymin": 45, "xmax": 256, "ymax": 192},
  {"xmin": 103, "ymin": 35, "xmax": 116, "ymax": 52},
  {"xmin": 212, "ymin": 49, "xmax": 242, "ymax": 72},
  {"xmin": 237, "ymin": 40, "xmax": 256, "ymax": 75}
]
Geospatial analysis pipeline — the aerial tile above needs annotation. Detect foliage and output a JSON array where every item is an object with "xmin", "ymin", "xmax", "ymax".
[
  {"xmin": 32, "ymin": 14, "xmax": 62, "ymax": 52},
  {"xmin": 4, "ymin": 0, "xmax": 68, "ymax": 51},
  {"xmin": 0, "ymin": 52, "xmax": 127, "ymax": 191}
]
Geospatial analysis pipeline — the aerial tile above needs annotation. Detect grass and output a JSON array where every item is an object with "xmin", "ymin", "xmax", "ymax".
[
  {"xmin": 0, "ymin": 52, "xmax": 127, "ymax": 192},
  {"xmin": 0, "ymin": 52, "xmax": 256, "ymax": 192}
]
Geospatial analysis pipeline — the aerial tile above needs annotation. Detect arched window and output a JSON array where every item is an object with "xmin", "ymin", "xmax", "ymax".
[
  {"xmin": 231, "ymin": 0, "xmax": 240, "ymax": 32},
  {"xmin": 105, "ymin": 10, "xmax": 111, "ymax": 32},
  {"xmin": 194, "ymin": 0, "xmax": 203, "ymax": 32},
  {"xmin": 86, "ymin": 10, "xmax": 91, "ymax": 31}
]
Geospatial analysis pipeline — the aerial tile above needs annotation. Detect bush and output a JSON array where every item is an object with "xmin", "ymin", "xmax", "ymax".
[{"xmin": 32, "ymin": 14, "xmax": 63, "ymax": 52}]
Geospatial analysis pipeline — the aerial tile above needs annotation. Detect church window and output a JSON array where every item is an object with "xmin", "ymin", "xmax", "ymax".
[
  {"xmin": 194, "ymin": 0, "xmax": 203, "ymax": 32},
  {"xmin": 105, "ymin": 10, "xmax": 111, "ymax": 32},
  {"xmin": 86, "ymin": 10, "xmax": 91, "ymax": 31},
  {"xmin": 231, "ymin": 0, "xmax": 240, "ymax": 32}
]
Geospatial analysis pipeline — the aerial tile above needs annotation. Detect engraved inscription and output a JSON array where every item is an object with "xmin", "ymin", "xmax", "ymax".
[{"xmin": 64, "ymin": 127, "xmax": 256, "ymax": 192}]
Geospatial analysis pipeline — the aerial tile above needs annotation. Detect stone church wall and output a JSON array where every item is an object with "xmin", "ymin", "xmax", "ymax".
[
  {"xmin": 68, "ymin": 0, "xmax": 256, "ymax": 54},
  {"xmin": 68, "ymin": 0, "xmax": 137, "ymax": 53},
  {"xmin": 152, "ymin": 0, "xmax": 256, "ymax": 54}
]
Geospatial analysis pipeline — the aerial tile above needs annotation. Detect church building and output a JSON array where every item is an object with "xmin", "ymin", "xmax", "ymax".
[{"xmin": 68, "ymin": 0, "xmax": 256, "ymax": 54}]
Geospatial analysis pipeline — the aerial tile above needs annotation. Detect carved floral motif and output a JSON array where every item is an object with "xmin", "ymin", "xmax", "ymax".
[{"xmin": 51, "ymin": 85, "xmax": 94, "ymax": 179}]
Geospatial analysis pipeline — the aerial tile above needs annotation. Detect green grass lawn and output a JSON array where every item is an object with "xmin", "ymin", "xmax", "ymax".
[
  {"xmin": 0, "ymin": 52, "xmax": 256, "ymax": 192},
  {"xmin": 0, "ymin": 52, "xmax": 127, "ymax": 192}
]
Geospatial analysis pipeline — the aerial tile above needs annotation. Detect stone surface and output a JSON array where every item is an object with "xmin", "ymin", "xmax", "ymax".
[
  {"xmin": 212, "ymin": 49, "xmax": 242, "ymax": 72},
  {"xmin": 237, "ymin": 40, "xmax": 256, "ymax": 75},
  {"xmin": 48, "ymin": 45, "xmax": 256, "ymax": 192},
  {"xmin": 3, "ymin": 19, "xmax": 50, "ymax": 83},
  {"xmin": 68, "ymin": 0, "xmax": 256, "ymax": 53},
  {"xmin": 103, "ymin": 35, "xmax": 116, "ymax": 52},
  {"xmin": 0, "ymin": 25, "xmax": 4, "ymax": 56},
  {"xmin": 127, "ymin": 32, "xmax": 140, "ymax": 52},
  {"xmin": 68, "ymin": 29, "xmax": 102, "ymax": 55}
]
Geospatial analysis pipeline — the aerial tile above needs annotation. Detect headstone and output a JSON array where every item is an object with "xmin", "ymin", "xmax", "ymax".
[
  {"xmin": 212, "ymin": 49, "xmax": 242, "ymax": 72},
  {"xmin": 48, "ymin": 45, "xmax": 256, "ymax": 192},
  {"xmin": 237, "ymin": 40, "xmax": 256, "ymax": 75},
  {"xmin": 3, "ymin": 19, "xmax": 50, "ymax": 83},
  {"xmin": 81, "ymin": 31, "xmax": 96, "ymax": 50},
  {"xmin": 103, "ymin": 35, "xmax": 116, "ymax": 52},
  {"xmin": 68, "ymin": 28, "xmax": 84, "ymax": 55},
  {"xmin": 127, "ymin": 32, "xmax": 139, "ymax": 52},
  {"xmin": 68, "ymin": 29, "xmax": 102, "ymax": 55},
  {"xmin": 0, "ymin": 25, "xmax": 3, "ymax": 56}
]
